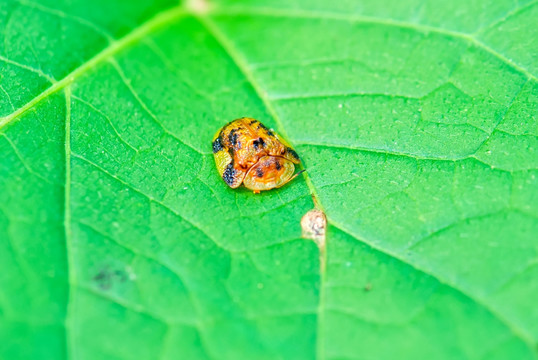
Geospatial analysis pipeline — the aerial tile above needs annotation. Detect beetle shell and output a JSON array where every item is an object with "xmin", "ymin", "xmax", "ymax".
[{"xmin": 212, "ymin": 118, "xmax": 301, "ymax": 192}]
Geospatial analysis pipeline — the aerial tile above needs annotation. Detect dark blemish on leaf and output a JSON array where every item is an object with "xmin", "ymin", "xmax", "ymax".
[
  {"xmin": 93, "ymin": 271, "xmax": 110, "ymax": 290},
  {"xmin": 212, "ymin": 136, "xmax": 223, "ymax": 153},
  {"xmin": 256, "ymin": 167, "xmax": 264, "ymax": 178},
  {"xmin": 222, "ymin": 163, "xmax": 237, "ymax": 186},
  {"xmin": 93, "ymin": 268, "xmax": 128, "ymax": 290},
  {"xmin": 253, "ymin": 137, "xmax": 265, "ymax": 150},
  {"xmin": 364, "ymin": 284, "xmax": 372, "ymax": 292}
]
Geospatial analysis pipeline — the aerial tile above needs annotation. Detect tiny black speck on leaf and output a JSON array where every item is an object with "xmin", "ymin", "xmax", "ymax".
[{"xmin": 93, "ymin": 268, "xmax": 128, "ymax": 290}]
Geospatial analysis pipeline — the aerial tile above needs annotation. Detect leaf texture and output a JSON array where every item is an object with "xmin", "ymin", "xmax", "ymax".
[{"xmin": 0, "ymin": 0, "xmax": 537, "ymax": 359}]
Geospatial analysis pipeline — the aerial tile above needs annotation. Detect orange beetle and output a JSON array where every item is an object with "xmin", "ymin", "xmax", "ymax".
[{"xmin": 212, "ymin": 118, "xmax": 303, "ymax": 193}]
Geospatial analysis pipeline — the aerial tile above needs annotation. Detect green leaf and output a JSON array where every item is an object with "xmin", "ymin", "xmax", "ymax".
[{"xmin": 1, "ymin": 0, "xmax": 537, "ymax": 359}]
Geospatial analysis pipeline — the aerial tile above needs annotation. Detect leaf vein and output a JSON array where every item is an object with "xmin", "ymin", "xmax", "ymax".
[
  {"xmin": 15, "ymin": 0, "xmax": 113, "ymax": 41},
  {"xmin": 0, "ymin": 6, "xmax": 187, "ymax": 131},
  {"xmin": 110, "ymin": 59, "xmax": 207, "ymax": 156},
  {"xmin": 212, "ymin": 7, "xmax": 538, "ymax": 81},
  {"xmin": 0, "ymin": 54, "xmax": 55, "ymax": 82},
  {"xmin": 329, "ymin": 219, "xmax": 536, "ymax": 347},
  {"xmin": 70, "ymin": 152, "xmax": 229, "ymax": 252}
]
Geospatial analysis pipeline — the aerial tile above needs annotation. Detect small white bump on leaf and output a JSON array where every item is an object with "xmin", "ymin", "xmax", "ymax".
[{"xmin": 301, "ymin": 209, "xmax": 326, "ymax": 250}]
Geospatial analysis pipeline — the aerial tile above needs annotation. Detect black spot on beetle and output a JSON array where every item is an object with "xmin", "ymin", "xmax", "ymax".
[
  {"xmin": 253, "ymin": 137, "xmax": 265, "ymax": 150},
  {"xmin": 275, "ymin": 161, "xmax": 282, "ymax": 170},
  {"xmin": 256, "ymin": 167, "xmax": 264, "ymax": 178},
  {"xmin": 287, "ymin": 147, "xmax": 300, "ymax": 160},
  {"xmin": 249, "ymin": 119, "xmax": 258, "ymax": 125},
  {"xmin": 257, "ymin": 122, "xmax": 275, "ymax": 136},
  {"xmin": 222, "ymin": 163, "xmax": 237, "ymax": 186},
  {"xmin": 212, "ymin": 136, "xmax": 223, "ymax": 153},
  {"xmin": 228, "ymin": 129, "xmax": 238, "ymax": 147}
]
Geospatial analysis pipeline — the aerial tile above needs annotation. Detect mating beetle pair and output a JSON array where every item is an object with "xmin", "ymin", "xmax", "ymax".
[{"xmin": 212, "ymin": 118, "xmax": 303, "ymax": 193}]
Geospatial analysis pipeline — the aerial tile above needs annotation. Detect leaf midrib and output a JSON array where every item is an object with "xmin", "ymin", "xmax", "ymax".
[
  {"xmin": 194, "ymin": 15, "xmax": 330, "ymax": 359},
  {"xmin": 1, "ymin": 3, "xmax": 535, "ymax": 357}
]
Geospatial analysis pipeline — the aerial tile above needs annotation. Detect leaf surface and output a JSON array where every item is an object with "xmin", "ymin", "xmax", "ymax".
[{"xmin": 1, "ymin": 0, "xmax": 537, "ymax": 359}]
